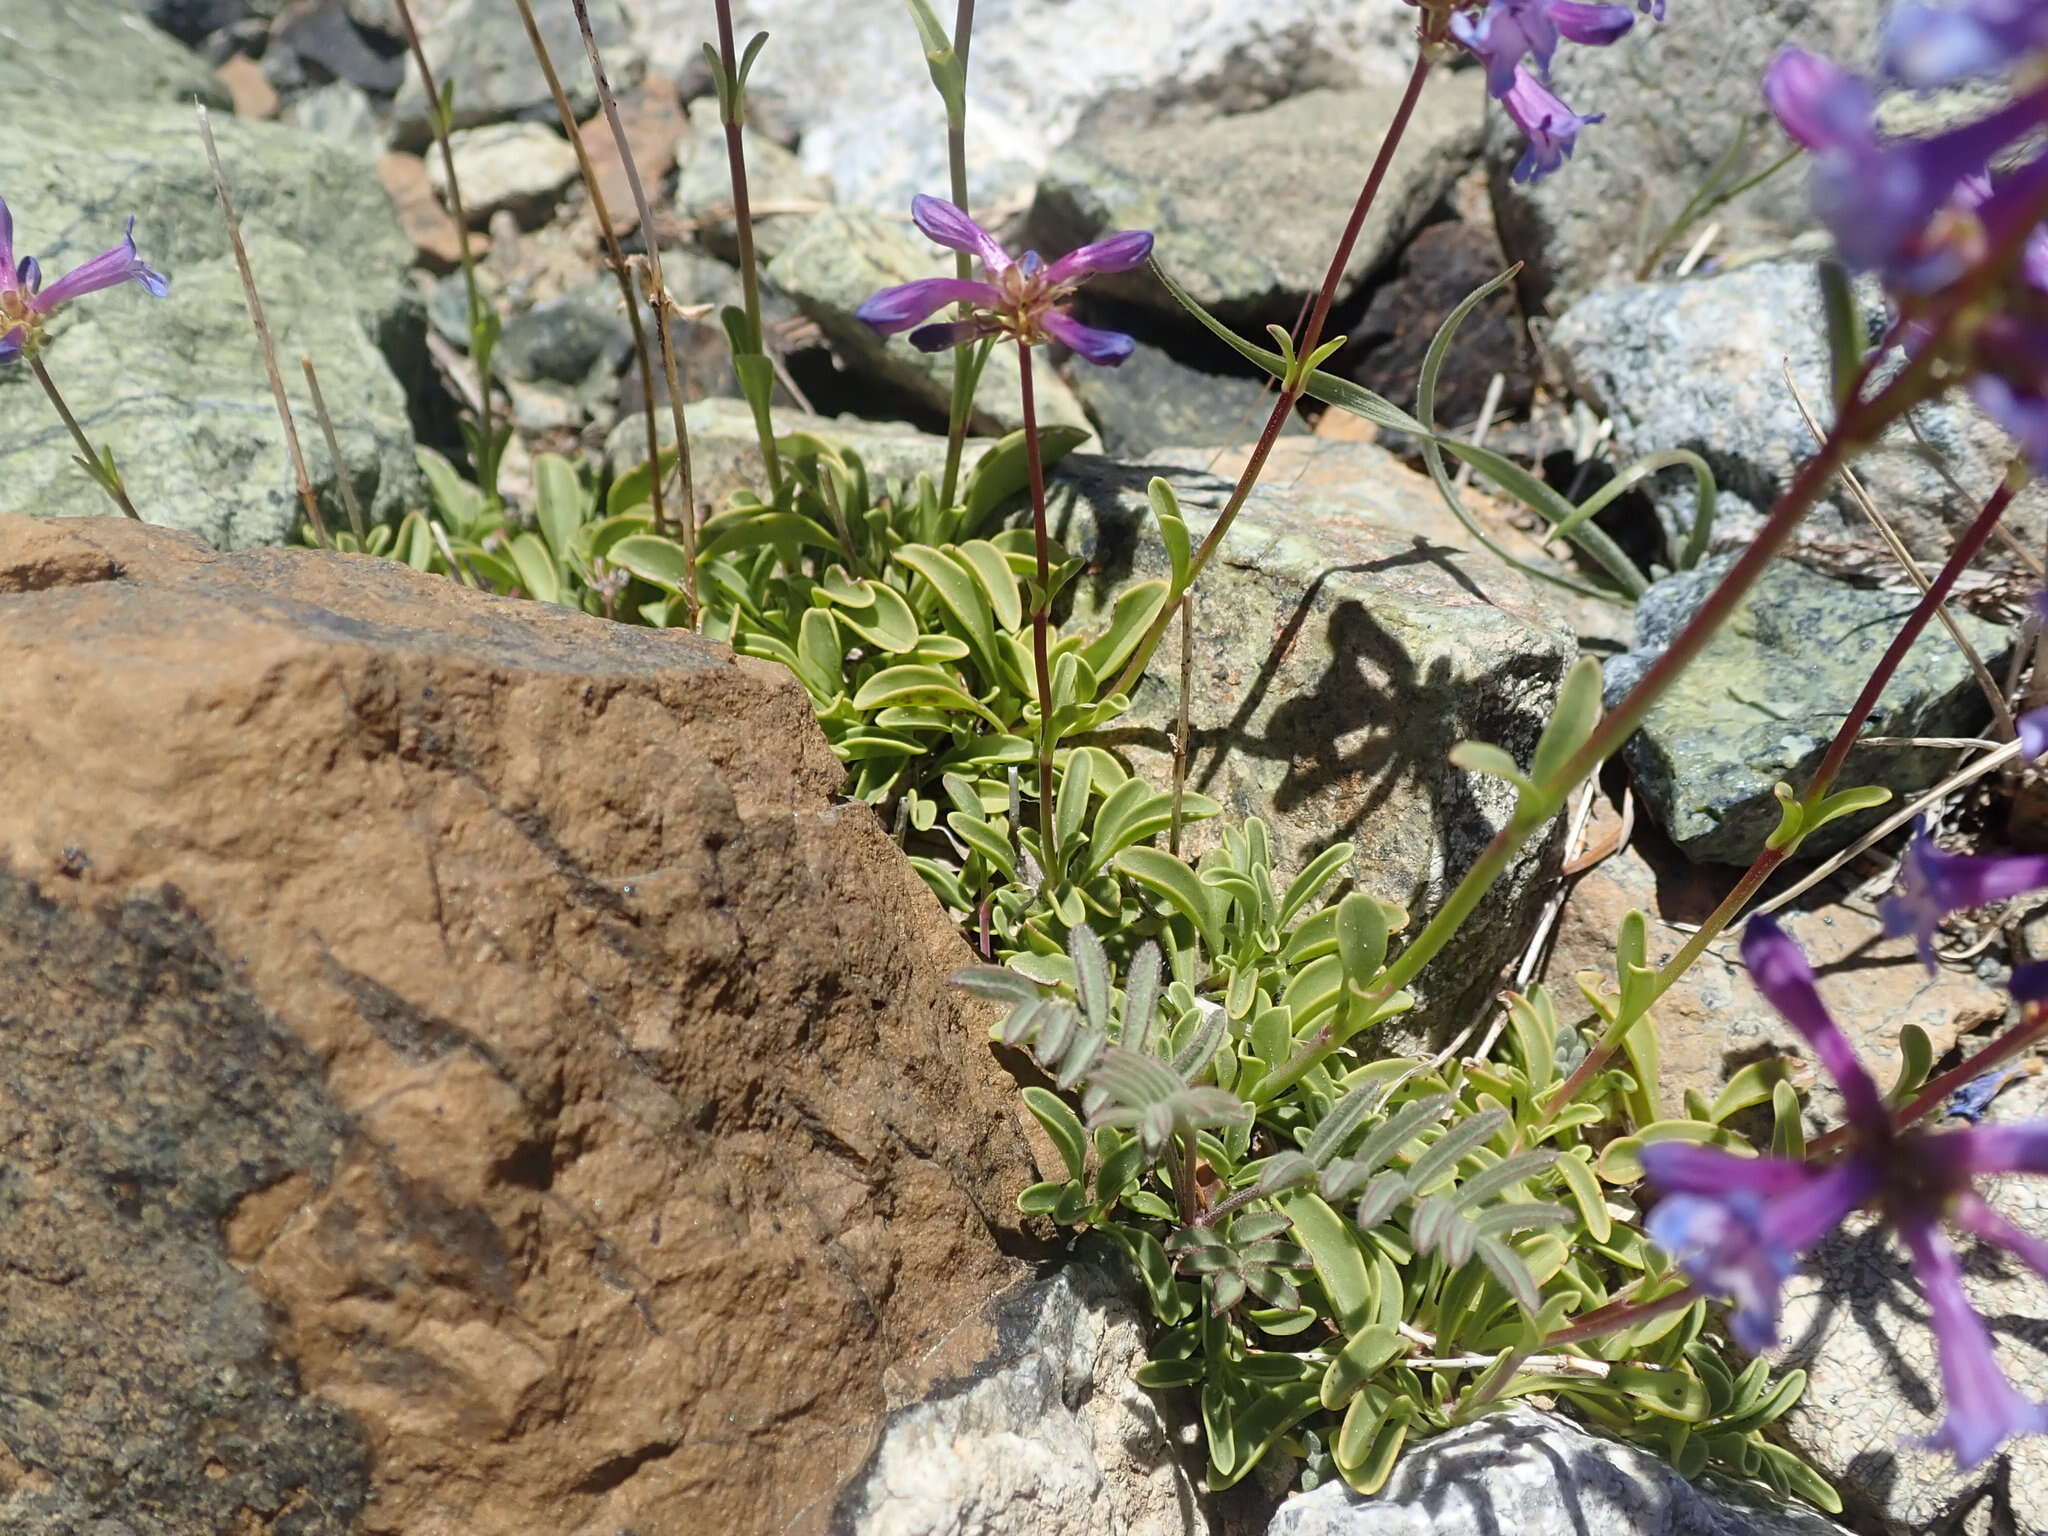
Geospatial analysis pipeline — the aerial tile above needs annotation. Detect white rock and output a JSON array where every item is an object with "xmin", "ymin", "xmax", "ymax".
[
  {"xmin": 616, "ymin": 0, "xmax": 1421, "ymax": 213},
  {"xmin": 428, "ymin": 123, "xmax": 578, "ymax": 228}
]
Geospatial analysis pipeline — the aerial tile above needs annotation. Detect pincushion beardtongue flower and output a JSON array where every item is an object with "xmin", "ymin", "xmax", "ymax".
[
  {"xmin": 0, "ymin": 197, "xmax": 169, "ymax": 364},
  {"xmin": 1642, "ymin": 916, "xmax": 2048, "ymax": 1467},
  {"xmin": 855, "ymin": 194, "xmax": 1152, "ymax": 365},
  {"xmin": 1880, "ymin": 817, "xmax": 2048, "ymax": 969},
  {"xmin": 1441, "ymin": 0, "xmax": 1665, "ymax": 182},
  {"xmin": 1762, "ymin": 33, "xmax": 2048, "ymax": 475}
]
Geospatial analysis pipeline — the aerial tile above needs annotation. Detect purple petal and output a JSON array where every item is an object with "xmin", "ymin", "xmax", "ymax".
[
  {"xmin": 1741, "ymin": 915, "xmax": 1888, "ymax": 1132},
  {"xmin": 0, "ymin": 326, "xmax": 22, "ymax": 366},
  {"xmin": 1899, "ymin": 1209, "xmax": 2048, "ymax": 1468},
  {"xmin": 1549, "ymin": 2, "xmax": 1636, "ymax": 48},
  {"xmin": 909, "ymin": 319, "xmax": 984, "ymax": 352},
  {"xmin": 1451, "ymin": 2, "xmax": 1556, "ymax": 98},
  {"xmin": 910, "ymin": 194, "xmax": 1011, "ymax": 273},
  {"xmin": 1638, "ymin": 1142, "xmax": 1814, "ymax": 1198},
  {"xmin": 855, "ymin": 277, "xmax": 1000, "ymax": 336},
  {"xmin": 1764, "ymin": 48, "xmax": 1877, "ymax": 156},
  {"xmin": 1639, "ymin": 0, "xmax": 1665, "ymax": 15},
  {"xmin": 1945, "ymin": 1065, "xmax": 2020, "ymax": 1124},
  {"xmin": 17, "ymin": 255, "xmax": 41, "ymax": 294},
  {"xmin": 2012, "ymin": 959, "xmax": 2048, "ymax": 1006},
  {"xmin": 1645, "ymin": 1158, "xmax": 1875, "ymax": 1354},
  {"xmin": 1925, "ymin": 1123, "xmax": 2048, "ymax": 1178},
  {"xmin": 1881, "ymin": 827, "xmax": 2048, "ymax": 971},
  {"xmin": 1041, "ymin": 309, "xmax": 1136, "ymax": 366},
  {"xmin": 0, "ymin": 196, "xmax": 13, "ymax": 295},
  {"xmin": 1501, "ymin": 66, "xmax": 1602, "ymax": 184},
  {"xmin": 2021, "ymin": 706, "xmax": 2048, "ymax": 763},
  {"xmin": 1040, "ymin": 230, "xmax": 1154, "ymax": 288},
  {"xmin": 1884, "ymin": 0, "xmax": 2048, "ymax": 86},
  {"xmin": 1970, "ymin": 375, "xmax": 2048, "ymax": 482},
  {"xmin": 30, "ymin": 218, "xmax": 169, "ymax": 312}
]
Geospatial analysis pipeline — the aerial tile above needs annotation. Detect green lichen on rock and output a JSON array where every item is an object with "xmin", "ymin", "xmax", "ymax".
[
  {"xmin": 1606, "ymin": 554, "xmax": 2010, "ymax": 865},
  {"xmin": 0, "ymin": 98, "xmax": 424, "ymax": 548}
]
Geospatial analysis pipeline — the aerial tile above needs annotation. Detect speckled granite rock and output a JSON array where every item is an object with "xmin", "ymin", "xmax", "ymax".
[
  {"xmin": 1068, "ymin": 344, "xmax": 1308, "ymax": 457},
  {"xmin": 0, "ymin": 98, "xmax": 423, "ymax": 548},
  {"xmin": 390, "ymin": 0, "xmax": 641, "ymax": 146},
  {"xmin": 1604, "ymin": 555, "xmax": 2009, "ymax": 865},
  {"xmin": 1267, "ymin": 1405, "xmax": 1854, "ymax": 1535},
  {"xmin": 1778, "ymin": 1070, "xmax": 2048, "ymax": 1535},
  {"xmin": 838, "ymin": 1247, "xmax": 1212, "ymax": 1536},
  {"xmin": 1031, "ymin": 78, "xmax": 1487, "ymax": 326},
  {"xmin": 768, "ymin": 208, "xmax": 1093, "ymax": 440},
  {"xmin": 1049, "ymin": 437, "xmax": 1575, "ymax": 1046},
  {"xmin": 1552, "ymin": 262, "xmax": 2048, "ymax": 565}
]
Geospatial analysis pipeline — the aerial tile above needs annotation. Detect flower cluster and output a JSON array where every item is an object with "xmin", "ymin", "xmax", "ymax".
[
  {"xmin": 1446, "ymin": 0, "xmax": 1668, "ymax": 183},
  {"xmin": 1763, "ymin": 4, "xmax": 2048, "ymax": 472},
  {"xmin": 1643, "ymin": 916, "xmax": 2048, "ymax": 1468},
  {"xmin": 0, "ymin": 196, "xmax": 168, "ymax": 366},
  {"xmin": 856, "ymin": 195, "xmax": 1152, "ymax": 366}
]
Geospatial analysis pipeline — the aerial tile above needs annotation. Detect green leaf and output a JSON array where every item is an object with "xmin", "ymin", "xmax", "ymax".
[
  {"xmin": 1117, "ymin": 846, "xmax": 1227, "ymax": 959},
  {"xmin": 1771, "ymin": 1079, "xmax": 1807, "ymax": 1159},
  {"xmin": 506, "ymin": 530, "xmax": 563, "ymax": 605},
  {"xmin": 1084, "ymin": 777, "xmax": 1173, "ymax": 877},
  {"xmin": 1279, "ymin": 1191, "xmax": 1374, "ymax": 1333},
  {"xmin": 1079, "ymin": 579, "xmax": 1171, "ymax": 682},
  {"xmin": 835, "ymin": 577, "xmax": 922, "ymax": 653},
  {"xmin": 1530, "ymin": 655, "xmax": 1605, "ymax": 789},
  {"xmin": 1449, "ymin": 741, "xmax": 1535, "ymax": 804},
  {"xmin": 1279, "ymin": 842, "xmax": 1353, "ymax": 929},
  {"xmin": 1320, "ymin": 1321, "xmax": 1403, "ymax": 1409},
  {"xmin": 1147, "ymin": 477, "xmax": 1192, "ymax": 592},
  {"xmin": 963, "ymin": 425, "xmax": 1091, "ymax": 532},
  {"xmin": 697, "ymin": 510, "xmax": 840, "ymax": 566},
  {"xmin": 956, "ymin": 538, "xmax": 1024, "ymax": 631},
  {"xmin": 850, "ymin": 664, "xmax": 999, "ymax": 724},
  {"xmin": 948, "ymin": 811, "xmax": 1018, "ymax": 881},
  {"xmin": 896, "ymin": 543, "xmax": 999, "ymax": 669},
  {"xmin": 1605, "ymin": 1363, "xmax": 1712, "ymax": 1422},
  {"xmin": 1596, "ymin": 1120, "xmax": 1743, "ymax": 1184},
  {"xmin": 533, "ymin": 452, "xmax": 586, "ymax": 562},
  {"xmin": 1021, "ymin": 1086, "xmax": 1088, "ymax": 1183},
  {"xmin": 1817, "ymin": 256, "xmax": 1867, "ymax": 414},
  {"xmin": 1889, "ymin": 1022, "xmax": 1934, "ymax": 1104},
  {"xmin": 1554, "ymin": 1148, "xmax": 1611, "ymax": 1244},
  {"xmin": 1709, "ymin": 1058, "xmax": 1790, "ymax": 1124},
  {"xmin": 607, "ymin": 532, "xmax": 693, "ymax": 590},
  {"xmin": 1334, "ymin": 1394, "xmax": 1413, "ymax": 1493}
]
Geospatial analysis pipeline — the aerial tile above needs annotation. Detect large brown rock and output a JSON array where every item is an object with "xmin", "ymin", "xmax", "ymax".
[{"xmin": 0, "ymin": 516, "xmax": 1037, "ymax": 1534}]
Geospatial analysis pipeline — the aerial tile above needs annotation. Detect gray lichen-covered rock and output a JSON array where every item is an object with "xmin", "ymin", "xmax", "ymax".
[
  {"xmin": 5, "ymin": 0, "xmax": 230, "ymax": 108},
  {"xmin": 1266, "ymin": 1406, "xmax": 1855, "ymax": 1536},
  {"xmin": 1778, "ymin": 1070, "xmax": 2048, "ymax": 1535},
  {"xmin": 1050, "ymin": 438, "xmax": 1575, "ymax": 1044},
  {"xmin": 1032, "ymin": 79, "xmax": 1487, "ymax": 325},
  {"xmin": 674, "ymin": 98, "xmax": 832, "ymax": 265},
  {"xmin": 768, "ymin": 208, "xmax": 1093, "ymax": 440},
  {"xmin": 391, "ymin": 0, "xmax": 641, "ymax": 146},
  {"xmin": 1604, "ymin": 555, "xmax": 2009, "ymax": 866},
  {"xmin": 1486, "ymin": 0, "xmax": 1883, "ymax": 308},
  {"xmin": 616, "ymin": 0, "xmax": 1422, "ymax": 213},
  {"xmin": 0, "ymin": 100, "xmax": 423, "ymax": 548},
  {"xmin": 1552, "ymin": 262, "xmax": 2048, "ymax": 563},
  {"xmin": 839, "ymin": 1248, "xmax": 1211, "ymax": 1536}
]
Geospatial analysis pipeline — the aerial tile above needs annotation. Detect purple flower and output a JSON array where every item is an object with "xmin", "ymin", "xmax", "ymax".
[
  {"xmin": 1641, "ymin": 916, "xmax": 2048, "ymax": 1468},
  {"xmin": 1879, "ymin": 820, "xmax": 2048, "ymax": 970},
  {"xmin": 855, "ymin": 195, "xmax": 1151, "ymax": 367},
  {"xmin": 1884, "ymin": 0, "xmax": 2048, "ymax": 86},
  {"xmin": 1500, "ymin": 66, "xmax": 1605, "ymax": 183},
  {"xmin": 0, "ymin": 197, "xmax": 168, "ymax": 365},
  {"xmin": 1449, "ymin": 0, "xmax": 1637, "ymax": 97}
]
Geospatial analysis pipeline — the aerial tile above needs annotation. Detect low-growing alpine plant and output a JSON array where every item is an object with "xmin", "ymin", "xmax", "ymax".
[{"xmin": 62, "ymin": 0, "xmax": 2048, "ymax": 1515}]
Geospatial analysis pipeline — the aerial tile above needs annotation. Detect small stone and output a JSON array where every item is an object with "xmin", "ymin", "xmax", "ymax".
[
  {"xmin": 499, "ymin": 283, "xmax": 634, "ymax": 386},
  {"xmin": 1603, "ymin": 554, "xmax": 2012, "ymax": 865},
  {"xmin": 578, "ymin": 73, "xmax": 688, "ymax": 238},
  {"xmin": 429, "ymin": 123, "xmax": 579, "ymax": 230},
  {"xmin": 270, "ymin": 0, "xmax": 405, "ymax": 95},
  {"xmin": 377, "ymin": 151, "xmax": 488, "ymax": 270},
  {"xmin": 212, "ymin": 53, "xmax": 279, "ymax": 119},
  {"xmin": 390, "ymin": 0, "xmax": 642, "ymax": 147},
  {"xmin": 674, "ymin": 98, "xmax": 832, "ymax": 264},
  {"xmin": 1267, "ymin": 1404, "xmax": 1854, "ymax": 1535},
  {"xmin": 283, "ymin": 80, "xmax": 383, "ymax": 159},
  {"xmin": 1031, "ymin": 80, "xmax": 1486, "ymax": 326}
]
